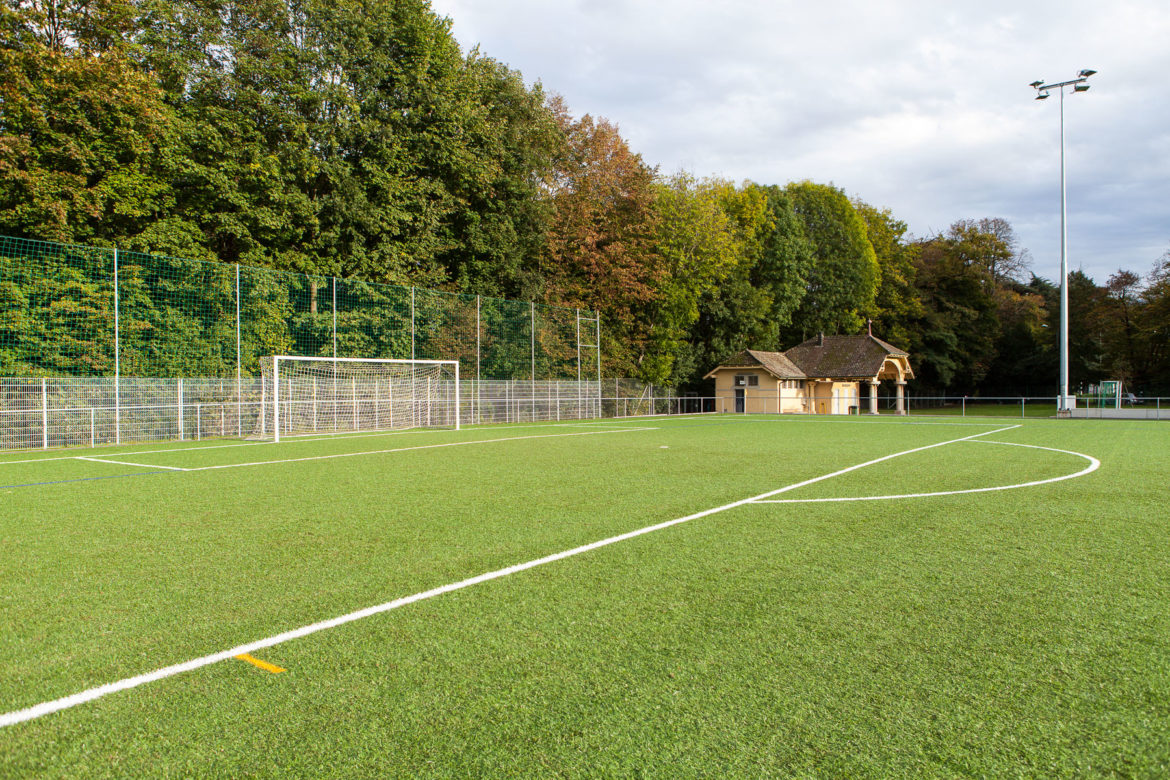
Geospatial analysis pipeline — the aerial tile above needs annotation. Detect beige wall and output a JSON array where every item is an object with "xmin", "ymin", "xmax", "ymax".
[
  {"xmin": 711, "ymin": 369, "xmax": 808, "ymax": 414},
  {"xmin": 712, "ymin": 369, "xmax": 863, "ymax": 415},
  {"xmin": 808, "ymin": 381, "xmax": 862, "ymax": 415}
]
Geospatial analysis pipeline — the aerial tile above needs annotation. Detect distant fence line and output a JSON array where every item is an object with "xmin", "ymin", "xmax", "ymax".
[
  {"xmin": 884, "ymin": 394, "xmax": 1170, "ymax": 420},
  {"xmin": 0, "ymin": 235, "xmax": 602, "ymax": 385},
  {"xmin": 0, "ymin": 376, "xmax": 690, "ymax": 450}
]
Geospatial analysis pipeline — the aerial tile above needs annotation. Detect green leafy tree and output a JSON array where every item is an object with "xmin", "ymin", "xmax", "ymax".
[
  {"xmin": 852, "ymin": 200, "xmax": 922, "ymax": 348},
  {"xmin": 646, "ymin": 174, "xmax": 747, "ymax": 383},
  {"xmin": 783, "ymin": 181, "xmax": 879, "ymax": 339},
  {"xmin": 0, "ymin": 0, "xmax": 179, "ymax": 245},
  {"xmin": 681, "ymin": 182, "xmax": 812, "ymax": 388},
  {"xmin": 908, "ymin": 225, "xmax": 1000, "ymax": 391}
]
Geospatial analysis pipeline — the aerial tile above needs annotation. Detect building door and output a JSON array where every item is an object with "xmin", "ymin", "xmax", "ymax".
[{"xmin": 735, "ymin": 389, "xmax": 745, "ymax": 413}]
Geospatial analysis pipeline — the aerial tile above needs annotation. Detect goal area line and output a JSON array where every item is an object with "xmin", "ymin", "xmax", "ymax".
[{"xmin": 0, "ymin": 424, "xmax": 1064, "ymax": 728}]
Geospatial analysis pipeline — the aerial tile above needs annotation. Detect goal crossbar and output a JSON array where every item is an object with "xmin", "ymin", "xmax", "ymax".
[{"xmin": 264, "ymin": 357, "xmax": 460, "ymax": 442}]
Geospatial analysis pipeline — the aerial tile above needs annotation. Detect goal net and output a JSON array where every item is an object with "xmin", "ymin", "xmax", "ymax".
[{"xmin": 253, "ymin": 357, "xmax": 460, "ymax": 442}]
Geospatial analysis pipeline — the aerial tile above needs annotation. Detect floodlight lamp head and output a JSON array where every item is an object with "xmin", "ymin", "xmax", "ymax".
[
  {"xmin": 1079, "ymin": 69, "xmax": 1097, "ymax": 78},
  {"xmin": 1073, "ymin": 83, "xmax": 1090, "ymax": 93},
  {"xmin": 1035, "ymin": 91, "xmax": 1050, "ymax": 100},
  {"xmin": 1030, "ymin": 80, "xmax": 1044, "ymax": 88}
]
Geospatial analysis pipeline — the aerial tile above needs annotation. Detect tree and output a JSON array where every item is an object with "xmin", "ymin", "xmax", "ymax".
[
  {"xmin": 783, "ymin": 181, "xmax": 879, "ymax": 340},
  {"xmin": 683, "ymin": 182, "xmax": 813, "ymax": 389},
  {"xmin": 852, "ymin": 199, "xmax": 922, "ymax": 348},
  {"xmin": 0, "ymin": 0, "xmax": 180, "ymax": 246},
  {"xmin": 908, "ymin": 228, "xmax": 1000, "ymax": 392},
  {"xmin": 540, "ymin": 98, "xmax": 661, "ymax": 379},
  {"xmin": 439, "ymin": 53, "xmax": 561, "ymax": 299},
  {"xmin": 1140, "ymin": 250, "xmax": 1170, "ymax": 392},
  {"xmin": 645, "ymin": 174, "xmax": 749, "ymax": 383},
  {"xmin": 1101, "ymin": 270, "xmax": 1144, "ymax": 386},
  {"xmin": 950, "ymin": 217, "xmax": 1031, "ymax": 283},
  {"xmin": 981, "ymin": 279, "xmax": 1050, "ymax": 395}
]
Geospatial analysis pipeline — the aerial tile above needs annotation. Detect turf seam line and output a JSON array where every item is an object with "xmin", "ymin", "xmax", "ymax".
[
  {"xmin": 0, "ymin": 424, "xmax": 1017, "ymax": 729},
  {"xmin": 0, "ymin": 472, "xmax": 168, "ymax": 490}
]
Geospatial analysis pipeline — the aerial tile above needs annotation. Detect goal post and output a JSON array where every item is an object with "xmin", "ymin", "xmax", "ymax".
[{"xmin": 257, "ymin": 356, "xmax": 460, "ymax": 442}]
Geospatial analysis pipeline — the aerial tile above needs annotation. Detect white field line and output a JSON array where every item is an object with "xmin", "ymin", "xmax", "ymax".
[
  {"xmin": 74, "ymin": 457, "xmax": 190, "ymax": 472},
  {"xmin": 752, "ymin": 440, "xmax": 1099, "ymax": 503},
  {"xmin": 0, "ymin": 415, "xmax": 1002, "ymax": 467},
  {"xmin": 182, "ymin": 428, "xmax": 659, "ymax": 472},
  {"xmin": 725, "ymin": 417, "xmax": 1012, "ymax": 428},
  {"xmin": 0, "ymin": 421, "xmax": 661, "ymax": 467},
  {"xmin": 0, "ymin": 424, "xmax": 1018, "ymax": 728},
  {"xmin": 549, "ymin": 422, "xmax": 652, "ymax": 429}
]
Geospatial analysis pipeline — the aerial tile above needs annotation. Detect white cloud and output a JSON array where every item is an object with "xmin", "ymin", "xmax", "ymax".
[{"xmin": 432, "ymin": 0, "xmax": 1170, "ymax": 280}]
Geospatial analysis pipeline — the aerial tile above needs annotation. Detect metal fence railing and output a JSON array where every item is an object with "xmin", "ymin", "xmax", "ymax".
[
  {"xmin": 0, "ymin": 377, "xmax": 707, "ymax": 451},
  {"xmin": 893, "ymin": 395, "xmax": 1169, "ymax": 420}
]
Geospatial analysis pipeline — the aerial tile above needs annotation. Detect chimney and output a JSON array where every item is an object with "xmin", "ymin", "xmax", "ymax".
[
  {"xmin": 817, "ymin": 332, "xmax": 824, "ymax": 347},
  {"xmin": 867, "ymin": 319, "xmax": 873, "ymax": 337}
]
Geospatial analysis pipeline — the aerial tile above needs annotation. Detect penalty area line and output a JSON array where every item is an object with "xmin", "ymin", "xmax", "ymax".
[
  {"xmin": 75, "ymin": 457, "xmax": 190, "ymax": 471},
  {"xmin": 0, "ymin": 424, "xmax": 1014, "ymax": 729}
]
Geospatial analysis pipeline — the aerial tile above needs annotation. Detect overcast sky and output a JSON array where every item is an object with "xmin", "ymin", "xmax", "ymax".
[{"xmin": 430, "ymin": 0, "xmax": 1169, "ymax": 285}]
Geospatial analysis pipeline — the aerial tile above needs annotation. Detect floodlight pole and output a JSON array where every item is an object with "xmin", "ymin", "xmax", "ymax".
[{"xmin": 1030, "ymin": 70, "xmax": 1095, "ymax": 414}]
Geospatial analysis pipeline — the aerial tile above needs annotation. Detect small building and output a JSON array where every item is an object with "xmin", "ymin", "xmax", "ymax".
[{"xmin": 703, "ymin": 332, "xmax": 914, "ymax": 415}]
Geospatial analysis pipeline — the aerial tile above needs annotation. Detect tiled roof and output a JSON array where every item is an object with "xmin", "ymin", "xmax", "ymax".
[
  {"xmin": 703, "ymin": 349, "xmax": 805, "ymax": 379},
  {"xmin": 747, "ymin": 350, "xmax": 806, "ymax": 378},
  {"xmin": 704, "ymin": 335, "xmax": 911, "ymax": 381},
  {"xmin": 783, "ymin": 334, "xmax": 907, "ymax": 379}
]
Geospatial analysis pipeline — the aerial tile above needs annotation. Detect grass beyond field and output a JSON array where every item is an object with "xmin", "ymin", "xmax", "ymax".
[{"xmin": 1, "ymin": 415, "xmax": 1168, "ymax": 776}]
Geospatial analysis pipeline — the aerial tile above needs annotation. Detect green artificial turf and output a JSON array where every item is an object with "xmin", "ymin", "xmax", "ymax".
[{"xmin": 0, "ymin": 415, "xmax": 1167, "ymax": 777}]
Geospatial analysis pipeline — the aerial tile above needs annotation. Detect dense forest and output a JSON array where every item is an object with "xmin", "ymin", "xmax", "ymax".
[{"xmin": 2, "ymin": 0, "xmax": 1167, "ymax": 394}]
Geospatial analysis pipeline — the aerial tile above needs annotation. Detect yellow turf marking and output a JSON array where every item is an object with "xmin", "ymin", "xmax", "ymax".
[{"xmin": 235, "ymin": 653, "xmax": 286, "ymax": 674}]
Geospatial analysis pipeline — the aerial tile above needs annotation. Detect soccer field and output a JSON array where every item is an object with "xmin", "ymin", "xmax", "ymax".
[{"xmin": 1, "ymin": 415, "xmax": 1167, "ymax": 776}]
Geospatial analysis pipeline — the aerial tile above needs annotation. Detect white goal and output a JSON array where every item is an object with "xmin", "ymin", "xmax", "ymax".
[{"xmin": 254, "ymin": 357, "xmax": 460, "ymax": 442}]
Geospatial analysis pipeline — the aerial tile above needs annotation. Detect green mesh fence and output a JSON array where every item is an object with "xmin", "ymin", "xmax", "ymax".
[
  {"xmin": 0, "ymin": 236, "xmax": 116, "ymax": 376},
  {"xmin": 0, "ymin": 235, "xmax": 600, "ymax": 382}
]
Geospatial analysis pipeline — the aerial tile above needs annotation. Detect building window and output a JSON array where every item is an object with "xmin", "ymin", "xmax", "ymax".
[{"xmin": 747, "ymin": 375, "xmax": 759, "ymax": 387}]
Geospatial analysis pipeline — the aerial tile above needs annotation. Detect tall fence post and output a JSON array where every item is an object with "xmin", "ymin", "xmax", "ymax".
[
  {"xmin": 410, "ymin": 286, "xmax": 416, "ymax": 360},
  {"xmin": 530, "ymin": 302, "xmax": 536, "ymax": 421},
  {"xmin": 42, "ymin": 378, "xmax": 48, "ymax": 449},
  {"xmin": 113, "ymin": 246, "xmax": 121, "ymax": 445},
  {"xmin": 595, "ymin": 312, "xmax": 602, "ymax": 419},
  {"xmin": 178, "ymin": 378, "xmax": 184, "ymax": 441},
  {"xmin": 476, "ymin": 295, "xmax": 481, "ymax": 426},
  {"xmin": 235, "ymin": 263, "xmax": 242, "ymax": 438},
  {"xmin": 575, "ymin": 308, "xmax": 581, "ymax": 417}
]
